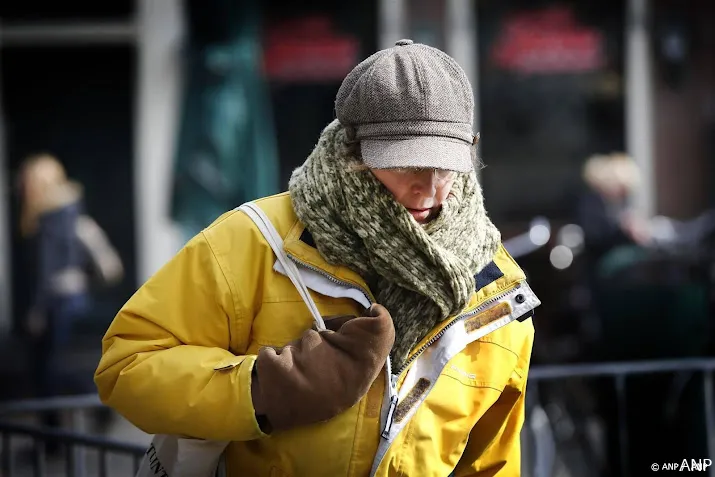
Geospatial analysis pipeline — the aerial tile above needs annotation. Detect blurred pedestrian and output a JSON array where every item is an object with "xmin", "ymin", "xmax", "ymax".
[
  {"xmin": 95, "ymin": 39, "xmax": 539, "ymax": 476},
  {"xmin": 577, "ymin": 153, "xmax": 650, "ymax": 259},
  {"xmin": 18, "ymin": 154, "xmax": 122, "ymax": 436}
]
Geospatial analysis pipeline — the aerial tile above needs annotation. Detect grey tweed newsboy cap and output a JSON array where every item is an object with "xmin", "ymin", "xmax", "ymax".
[{"xmin": 335, "ymin": 39, "xmax": 476, "ymax": 172}]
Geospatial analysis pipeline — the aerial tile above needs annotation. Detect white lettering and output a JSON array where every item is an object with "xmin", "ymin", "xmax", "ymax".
[
  {"xmin": 450, "ymin": 365, "xmax": 476, "ymax": 380},
  {"xmin": 657, "ymin": 459, "xmax": 713, "ymax": 472}
]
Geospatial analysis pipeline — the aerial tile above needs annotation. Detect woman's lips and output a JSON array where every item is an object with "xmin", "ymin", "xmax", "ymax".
[{"xmin": 407, "ymin": 208, "xmax": 431, "ymax": 222}]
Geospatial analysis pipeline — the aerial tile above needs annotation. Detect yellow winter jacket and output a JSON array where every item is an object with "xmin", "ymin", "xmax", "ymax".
[{"xmin": 95, "ymin": 192, "xmax": 538, "ymax": 477}]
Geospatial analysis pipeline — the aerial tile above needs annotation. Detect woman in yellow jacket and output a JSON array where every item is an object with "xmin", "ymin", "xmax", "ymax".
[{"xmin": 95, "ymin": 39, "xmax": 539, "ymax": 477}]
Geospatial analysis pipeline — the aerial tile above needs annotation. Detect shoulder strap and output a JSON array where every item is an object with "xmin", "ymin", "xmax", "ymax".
[{"xmin": 238, "ymin": 202, "xmax": 326, "ymax": 331}]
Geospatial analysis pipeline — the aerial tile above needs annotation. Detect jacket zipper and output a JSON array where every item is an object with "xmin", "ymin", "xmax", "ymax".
[
  {"xmin": 381, "ymin": 356, "xmax": 399, "ymax": 438},
  {"xmin": 286, "ymin": 254, "xmax": 401, "ymax": 438},
  {"xmin": 287, "ymin": 253, "xmax": 526, "ymax": 441},
  {"xmin": 380, "ymin": 283, "xmax": 524, "ymax": 438},
  {"xmin": 286, "ymin": 253, "xmax": 374, "ymax": 305}
]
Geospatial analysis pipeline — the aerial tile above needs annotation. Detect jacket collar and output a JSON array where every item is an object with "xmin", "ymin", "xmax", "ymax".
[
  {"xmin": 282, "ymin": 219, "xmax": 529, "ymax": 305},
  {"xmin": 282, "ymin": 220, "xmax": 376, "ymax": 301}
]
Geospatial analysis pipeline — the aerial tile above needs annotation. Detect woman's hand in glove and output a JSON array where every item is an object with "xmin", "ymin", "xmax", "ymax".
[{"xmin": 250, "ymin": 304, "xmax": 395, "ymax": 433}]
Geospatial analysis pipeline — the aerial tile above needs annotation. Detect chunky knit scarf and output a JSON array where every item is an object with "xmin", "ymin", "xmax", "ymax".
[{"xmin": 289, "ymin": 120, "xmax": 501, "ymax": 370}]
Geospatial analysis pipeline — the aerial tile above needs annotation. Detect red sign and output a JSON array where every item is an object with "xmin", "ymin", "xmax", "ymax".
[
  {"xmin": 490, "ymin": 7, "xmax": 606, "ymax": 74},
  {"xmin": 263, "ymin": 16, "xmax": 360, "ymax": 83}
]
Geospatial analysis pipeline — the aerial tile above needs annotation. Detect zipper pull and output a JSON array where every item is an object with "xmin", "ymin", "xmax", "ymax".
[
  {"xmin": 381, "ymin": 371, "xmax": 398, "ymax": 439},
  {"xmin": 381, "ymin": 394, "xmax": 398, "ymax": 439}
]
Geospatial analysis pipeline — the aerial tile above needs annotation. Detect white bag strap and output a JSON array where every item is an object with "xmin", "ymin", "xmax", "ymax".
[{"xmin": 238, "ymin": 203, "xmax": 326, "ymax": 331}]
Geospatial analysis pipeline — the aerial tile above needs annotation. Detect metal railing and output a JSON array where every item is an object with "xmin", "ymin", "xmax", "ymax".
[
  {"xmin": 0, "ymin": 394, "xmax": 145, "ymax": 477},
  {"xmin": 3, "ymin": 357, "xmax": 715, "ymax": 476},
  {"xmin": 524, "ymin": 357, "xmax": 715, "ymax": 477}
]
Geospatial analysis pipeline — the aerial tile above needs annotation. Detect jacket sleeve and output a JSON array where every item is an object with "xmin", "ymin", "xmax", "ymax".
[
  {"xmin": 453, "ymin": 322, "xmax": 534, "ymax": 476},
  {"xmin": 94, "ymin": 229, "xmax": 266, "ymax": 442}
]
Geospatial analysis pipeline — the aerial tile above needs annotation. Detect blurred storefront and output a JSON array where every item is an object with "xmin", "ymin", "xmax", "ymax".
[
  {"xmin": 261, "ymin": 0, "xmax": 378, "ymax": 188},
  {"xmin": 0, "ymin": 0, "xmax": 713, "ymax": 335},
  {"xmin": 0, "ymin": 2, "xmax": 140, "ymax": 337},
  {"xmin": 478, "ymin": 1, "xmax": 626, "ymax": 223},
  {"xmin": 0, "ymin": 1, "xmax": 713, "ymax": 474},
  {"xmin": 652, "ymin": 0, "xmax": 715, "ymax": 219}
]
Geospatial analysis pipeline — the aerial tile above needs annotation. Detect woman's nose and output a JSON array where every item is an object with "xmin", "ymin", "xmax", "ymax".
[{"xmin": 411, "ymin": 171, "xmax": 438, "ymax": 196}]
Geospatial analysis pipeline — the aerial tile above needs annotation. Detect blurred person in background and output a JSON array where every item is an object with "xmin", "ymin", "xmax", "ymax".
[
  {"xmin": 570, "ymin": 153, "xmax": 652, "ymax": 474},
  {"xmin": 574, "ymin": 152, "xmax": 715, "ymax": 474},
  {"xmin": 576, "ymin": 151, "xmax": 715, "ymax": 282},
  {"xmin": 576, "ymin": 153, "xmax": 651, "ymax": 269},
  {"xmin": 18, "ymin": 154, "xmax": 123, "ymax": 439},
  {"xmin": 573, "ymin": 152, "xmax": 653, "ymax": 360},
  {"xmin": 95, "ymin": 40, "xmax": 539, "ymax": 476}
]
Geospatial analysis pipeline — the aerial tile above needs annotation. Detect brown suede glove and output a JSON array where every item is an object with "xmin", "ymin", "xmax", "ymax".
[{"xmin": 251, "ymin": 304, "xmax": 395, "ymax": 433}]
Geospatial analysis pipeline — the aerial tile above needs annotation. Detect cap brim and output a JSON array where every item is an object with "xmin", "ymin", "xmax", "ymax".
[{"xmin": 361, "ymin": 137, "xmax": 473, "ymax": 173}]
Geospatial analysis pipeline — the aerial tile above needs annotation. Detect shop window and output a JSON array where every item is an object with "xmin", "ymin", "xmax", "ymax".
[
  {"xmin": 478, "ymin": 0, "xmax": 626, "ymax": 224},
  {"xmin": 262, "ymin": 0, "xmax": 378, "ymax": 188}
]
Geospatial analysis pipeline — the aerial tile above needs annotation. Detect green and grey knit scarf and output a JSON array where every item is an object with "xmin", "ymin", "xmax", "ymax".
[{"xmin": 289, "ymin": 120, "xmax": 501, "ymax": 370}]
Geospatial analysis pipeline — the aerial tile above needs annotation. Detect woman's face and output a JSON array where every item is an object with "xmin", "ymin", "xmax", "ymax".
[
  {"xmin": 20, "ymin": 158, "xmax": 66, "ymax": 205},
  {"xmin": 370, "ymin": 168, "xmax": 456, "ymax": 224}
]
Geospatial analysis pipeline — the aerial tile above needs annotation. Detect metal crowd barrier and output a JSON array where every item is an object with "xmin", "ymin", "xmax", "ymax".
[
  {"xmin": 525, "ymin": 357, "xmax": 715, "ymax": 477},
  {"xmin": 0, "ymin": 394, "xmax": 145, "ymax": 477},
  {"xmin": 2, "ymin": 358, "xmax": 715, "ymax": 476}
]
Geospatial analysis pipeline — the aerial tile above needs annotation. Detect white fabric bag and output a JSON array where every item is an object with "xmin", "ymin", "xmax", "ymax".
[
  {"xmin": 135, "ymin": 202, "xmax": 325, "ymax": 477},
  {"xmin": 136, "ymin": 436, "xmax": 229, "ymax": 477}
]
